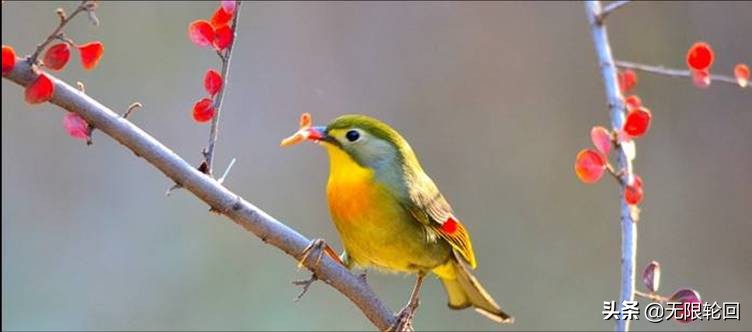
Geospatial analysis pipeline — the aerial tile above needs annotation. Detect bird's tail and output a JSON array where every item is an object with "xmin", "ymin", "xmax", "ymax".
[{"xmin": 433, "ymin": 255, "xmax": 514, "ymax": 324}]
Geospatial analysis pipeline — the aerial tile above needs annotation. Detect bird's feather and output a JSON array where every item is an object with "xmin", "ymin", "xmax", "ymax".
[{"xmin": 404, "ymin": 172, "xmax": 477, "ymax": 268}]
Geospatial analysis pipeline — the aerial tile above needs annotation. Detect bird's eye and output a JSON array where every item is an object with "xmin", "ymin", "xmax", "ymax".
[{"xmin": 345, "ymin": 130, "xmax": 360, "ymax": 142}]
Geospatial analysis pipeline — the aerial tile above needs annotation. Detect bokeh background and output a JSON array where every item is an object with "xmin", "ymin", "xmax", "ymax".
[{"xmin": 2, "ymin": 1, "xmax": 751, "ymax": 331}]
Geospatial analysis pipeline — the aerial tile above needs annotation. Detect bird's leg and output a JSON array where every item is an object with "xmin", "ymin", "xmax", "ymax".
[
  {"xmin": 292, "ymin": 238, "xmax": 343, "ymax": 302},
  {"xmin": 389, "ymin": 272, "xmax": 426, "ymax": 332}
]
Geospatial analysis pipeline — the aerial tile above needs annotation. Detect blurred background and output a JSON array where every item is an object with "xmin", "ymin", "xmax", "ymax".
[{"xmin": 2, "ymin": 1, "xmax": 751, "ymax": 331}]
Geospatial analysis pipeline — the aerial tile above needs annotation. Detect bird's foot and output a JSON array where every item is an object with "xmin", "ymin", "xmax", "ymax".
[
  {"xmin": 358, "ymin": 270, "xmax": 368, "ymax": 284},
  {"xmin": 297, "ymin": 238, "xmax": 342, "ymax": 269},
  {"xmin": 292, "ymin": 273, "xmax": 318, "ymax": 302},
  {"xmin": 389, "ymin": 298, "xmax": 420, "ymax": 332},
  {"xmin": 292, "ymin": 238, "xmax": 344, "ymax": 302}
]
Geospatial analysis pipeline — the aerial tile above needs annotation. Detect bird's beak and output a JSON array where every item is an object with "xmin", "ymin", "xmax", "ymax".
[{"xmin": 280, "ymin": 125, "xmax": 328, "ymax": 147}]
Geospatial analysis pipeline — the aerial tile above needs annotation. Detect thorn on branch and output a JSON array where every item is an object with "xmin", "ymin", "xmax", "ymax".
[
  {"xmin": 122, "ymin": 102, "xmax": 143, "ymax": 119},
  {"xmin": 165, "ymin": 183, "xmax": 182, "ymax": 196},
  {"xmin": 56, "ymin": 8, "xmax": 66, "ymax": 21},
  {"xmin": 596, "ymin": 0, "xmax": 630, "ymax": 24},
  {"xmin": 86, "ymin": 8, "xmax": 99, "ymax": 26},
  {"xmin": 217, "ymin": 158, "xmax": 237, "ymax": 184}
]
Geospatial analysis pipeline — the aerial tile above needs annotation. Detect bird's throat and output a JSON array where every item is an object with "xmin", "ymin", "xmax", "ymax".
[{"xmin": 324, "ymin": 145, "xmax": 379, "ymax": 222}]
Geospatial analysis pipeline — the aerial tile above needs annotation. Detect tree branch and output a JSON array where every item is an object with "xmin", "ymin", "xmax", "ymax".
[
  {"xmin": 3, "ymin": 59, "xmax": 396, "ymax": 331},
  {"xmin": 204, "ymin": 1, "xmax": 242, "ymax": 175},
  {"xmin": 584, "ymin": 2, "xmax": 638, "ymax": 331},
  {"xmin": 615, "ymin": 60, "xmax": 740, "ymax": 85},
  {"xmin": 28, "ymin": 0, "xmax": 92, "ymax": 63},
  {"xmin": 596, "ymin": 0, "xmax": 630, "ymax": 24}
]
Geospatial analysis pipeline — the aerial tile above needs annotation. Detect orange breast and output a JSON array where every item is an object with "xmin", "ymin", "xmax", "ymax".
[{"xmin": 327, "ymin": 178, "xmax": 378, "ymax": 222}]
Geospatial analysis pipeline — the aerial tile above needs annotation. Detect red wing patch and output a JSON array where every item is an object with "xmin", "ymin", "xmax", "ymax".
[{"xmin": 435, "ymin": 216, "xmax": 476, "ymax": 269}]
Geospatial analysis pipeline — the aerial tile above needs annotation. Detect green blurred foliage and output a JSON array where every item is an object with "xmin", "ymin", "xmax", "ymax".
[{"xmin": 2, "ymin": 1, "xmax": 751, "ymax": 331}]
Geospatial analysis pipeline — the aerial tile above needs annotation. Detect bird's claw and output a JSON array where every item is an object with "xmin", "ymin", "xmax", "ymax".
[
  {"xmin": 389, "ymin": 299, "xmax": 420, "ymax": 332},
  {"xmin": 292, "ymin": 273, "xmax": 319, "ymax": 302},
  {"xmin": 297, "ymin": 238, "xmax": 326, "ymax": 268},
  {"xmin": 297, "ymin": 238, "xmax": 343, "ymax": 269}
]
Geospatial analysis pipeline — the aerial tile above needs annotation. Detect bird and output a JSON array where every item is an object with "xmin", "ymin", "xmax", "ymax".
[{"xmin": 281, "ymin": 113, "xmax": 513, "ymax": 330}]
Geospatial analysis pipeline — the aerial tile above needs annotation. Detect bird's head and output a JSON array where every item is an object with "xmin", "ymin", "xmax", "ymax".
[{"xmin": 281, "ymin": 113, "xmax": 420, "ymax": 174}]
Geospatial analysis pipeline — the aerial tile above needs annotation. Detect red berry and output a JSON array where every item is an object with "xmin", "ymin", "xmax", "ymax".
[
  {"xmin": 25, "ymin": 73, "xmax": 55, "ymax": 104},
  {"xmin": 63, "ymin": 112, "xmax": 91, "ymax": 142},
  {"xmin": 734, "ymin": 63, "xmax": 749, "ymax": 88},
  {"xmin": 204, "ymin": 69, "xmax": 223, "ymax": 96},
  {"xmin": 192, "ymin": 98, "xmax": 215, "ymax": 123},
  {"xmin": 2, "ymin": 45, "xmax": 16, "ymax": 75},
  {"xmin": 686, "ymin": 42, "xmax": 714, "ymax": 71},
  {"xmin": 188, "ymin": 20, "xmax": 215, "ymax": 47},
  {"xmin": 213, "ymin": 25, "xmax": 233, "ymax": 51},
  {"xmin": 670, "ymin": 288, "xmax": 702, "ymax": 324},
  {"xmin": 590, "ymin": 126, "xmax": 611, "ymax": 156},
  {"xmin": 624, "ymin": 95, "xmax": 642, "ymax": 111},
  {"xmin": 624, "ymin": 175, "xmax": 643, "ymax": 205},
  {"xmin": 211, "ymin": 5, "xmax": 233, "ymax": 29},
  {"xmin": 618, "ymin": 69, "xmax": 638, "ymax": 93},
  {"xmin": 691, "ymin": 69, "xmax": 711, "ymax": 89},
  {"xmin": 43, "ymin": 43, "xmax": 71, "ymax": 71},
  {"xmin": 574, "ymin": 149, "xmax": 606, "ymax": 184},
  {"xmin": 78, "ymin": 42, "xmax": 104, "ymax": 70},
  {"xmin": 623, "ymin": 107, "xmax": 652, "ymax": 137}
]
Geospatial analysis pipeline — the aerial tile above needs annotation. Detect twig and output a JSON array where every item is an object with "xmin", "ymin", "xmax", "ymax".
[
  {"xmin": 634, "ymin": 290, "xmax": 668, "ymax": 303},
  {"xmin": 596, "ymin": 0, "xmax": 630, "ymax": 24},
  {"xmin": 3, "ymin": 60, "xmax": 396, "ymax": 331},
  {"xmin": 615, "ymin": 60, "xmax": 740, "ymax": 85},
  {"xmin": 584, "ymin": 2, "xmax": 638, "ymax": 331},
  {"xmin": 122, "ymin": 102, "xmax": 143, "ymax": 119},
  {"xmin": 605, "ymin": 163, "xmax": 625, "ymax": 185},
  {"xmin": 27, "ymin": 1, "xmax": 92, "ymax": 64},
  {"xmin": 204, "ymin": 1, "xmax": 242, "ymax": 176}
]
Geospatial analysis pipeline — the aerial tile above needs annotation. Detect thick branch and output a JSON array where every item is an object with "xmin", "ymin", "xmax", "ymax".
[
  {"xmin": 584, "ymin": 2, "xmax": 638, "ymax": 332},
  {"xmin": 615, "ymin": 60, "xmax": 740, "ymax": 86},
  {"xmin": 3, "ymin": 60, "xmax": 395, "ymax": 331}
]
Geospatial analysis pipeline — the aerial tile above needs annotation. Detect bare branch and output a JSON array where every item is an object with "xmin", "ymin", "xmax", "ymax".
[
  {"xmin": 584, "ymin": 2, "xmax": 638, "ymax": 331},
  {"xmin": 28, "ymin": 1, "xmax": 91, "ymax": 64},
  {"xmin": 634, "ymin": 290, "xmax": 669, "ymax": 303},
  {"xmin": 204, "ymin": 1, "xmax": 242, "ymax": 176},
  {"xmin": 596, "ymin": 1, "xmax": 630, "ymax": 24},
  {"xmin": 615, "ymin": 60, "xmax": 740, "ymax": 86},
  {"xmin": 3, "ymin": 60, "xmax": 396, "ymax": 331}
]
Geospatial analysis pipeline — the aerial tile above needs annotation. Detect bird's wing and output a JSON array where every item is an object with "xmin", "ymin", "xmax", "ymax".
[{"xmin": 405, "ymin": 172, "xmax": 477, "ymax": 268}]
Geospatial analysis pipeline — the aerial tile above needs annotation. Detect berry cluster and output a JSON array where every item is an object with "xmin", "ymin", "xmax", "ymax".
[
  {"xmin": 575, "ymin": 67, "xmax": 648, "ymax": 206},
  {"xmin": 2, "ymin": 1, "xmax": 104, "ymax": 143},
  {"xmin": 686, "ymin": 42, "xmax": 748, "ymax": 88},
  {"xmin": 187, "ymin": 1, "xmax": 237, "ymax": 123}
]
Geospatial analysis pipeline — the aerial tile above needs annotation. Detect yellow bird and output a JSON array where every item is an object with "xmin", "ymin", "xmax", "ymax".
[{"xmin": 282, "ymin": 114, "xmax": 512, "ymax": 329}]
